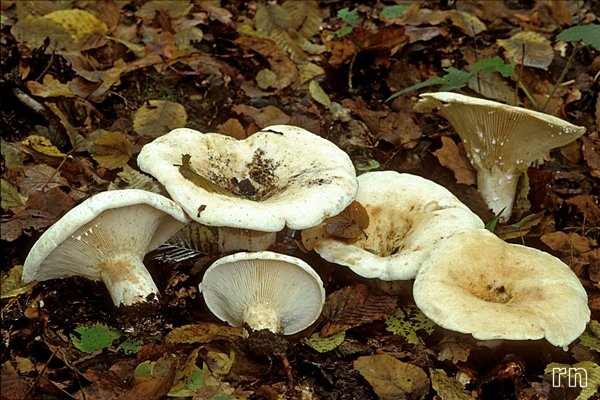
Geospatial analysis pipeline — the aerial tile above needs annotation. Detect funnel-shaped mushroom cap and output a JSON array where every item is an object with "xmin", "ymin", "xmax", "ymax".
[
  {"xmin": 306, "ymin": 171, "xmax": 484, "ymax": 280},
  {"xmin": 414, "ymin": 92, "xmax": 586, "ymax": 221},
  {"xmin": 22, "ymin": 189, "xmax": 189, "ymax": 306},
  {"xmin": 199, "ymin": 251, "xmax": 325, "ymax": 335},
  {"xmin": 413, "ymin": 229, "xmax": 590, "ymax": 349},
  {"xmin": 137, "ymin": 125, "xmax": 358, "ymax": 232}
]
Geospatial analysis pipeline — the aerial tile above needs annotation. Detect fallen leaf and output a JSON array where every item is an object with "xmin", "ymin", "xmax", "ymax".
[
  {"xmin": 165, "ymin": 323, "xmax": 245, "ymax": 344},
  {"xmin": 430, "ymin": 368, "xmax": 475, "ymax": 400},
  {"xmin": 107, "ymin": 165, "xmax": 162, "ymax": 193},
  {"xmin": 320, "ymin": 284, "xmax": 398, "ymax": 336},
  {"xmin": 304, "ymin": 331, "xmax": 346, "ymax": 353},
  {"xmin": 0, "ymin": 363, "xmax": 31, "ymax": 400},
  {"xmin": 385, "ymin": 305, "xmax": 436, "ymax": 345},
  {"xmin": 309, "ymin": 80, "xmax": 331, "ymax": 107},
  {"xmin": 218, "ymin": 118, "xmax": 247, "ymax": 140},
  {"xmin": 253, "ymin": 105, "xmax": 290, "ymax": 128},
  {"xmin": 19, "ymin": 134, "xmax": 67, "ymax": 166},
  {"xmin": 136, "ymin": 0, "xmax": 192, "ymax": 19},
  {"xmin": 497, "ymin": 31, "xmax": 554, "ymax": 70},
  {"xmin": 565, "ymin": 195, "xmax": 600, "ymax": 226},
  {"xmin": 17, "ymin": 164, "xmax": 69, "ymax": 197},
  {"xmin": 256, "ymin": 68, "xmax": 277, "ymax": 90},
  {"xmin": 89, "ymin": 130, "xmax": 132, "ymax": 170},
  {"xmin": 354, "ymin": 354, "xmax": 429, "ymax": 400},
  {"xmin": 1, "ymin": 179, "xmax": 27, "ymax": 209},
  {"xmin": 448, "ymin": 10, "xmax": 486, "ymax": 37},
  {"xmin": 434, "ymin": 137, "xmax": 477, "ymax": 185},
  {"xmin": 436, "ymin": 337, "xmax": 473, "ymax": 364},
  {"xmin": 26, "ymin": 74, "xmax": 75, "ymax": 98},
  {"xmin": 133, "ymin": 100, "xmax": 188, "ymax": 138}
]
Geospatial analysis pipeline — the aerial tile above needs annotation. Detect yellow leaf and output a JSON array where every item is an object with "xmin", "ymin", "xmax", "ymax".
[
  {"xmin": 309, "ymin": 80, "xmax": 331, "ymax": 107},
  {"xmin": 1, "ymin": 179, "xmax": 27, "ymax": 209},
  {"xmin": 1, "ymin": 265, "xmax": 36, "ymax": 299},
  {"xmin": 448, "ymin": 10, "xmax": 486, "ymax": 37},
  {"xmin": 27, "ymin": 74, "xmax": 74, "ymax": 98},
  {"xmin": 43, "ymin": 9, "xmax": 107, "ymax": 38},
  {"xmin": 174, "ymin": 27, "xmax": 203, "ymax": 50},
  {"xmin": 256, "ymin": 68, "xmax": 277, "ymax": 89},
  {"xmin": 430, "ymin": 369, "xmax": 475, "ymax": 400},
  {"xmin": 133, "ymin": 100, "xmax": 188, "ymax": 138},
  {"xmin": 20, "ymin": 134, "xmax": 66, "ymax": 160},
  {"xmin": 298, "ymin": 63, "xmax": 325, "ymax": 85},
  {"xmin": 218, "ymin": 118, "xmax": 246, "ymax": 140},
  {"xmin": 497, "ymin": 31, "xmax": 554, "ymax": 70},
  {"xmin": 89, "ymin": 130, "xmax": 132, "ymax": 170}
]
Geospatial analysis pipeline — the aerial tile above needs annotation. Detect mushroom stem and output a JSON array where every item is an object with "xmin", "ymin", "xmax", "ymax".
[
  {"xmin": 217, "ymin": 227, "xmax": 277, "ymax": 252},
  {"xmin": 100, "ymin": 254, "xmax": 159, "ymax": 306},
  {"xmin": 476, "ymin": 167, "xmax": 519, "ymax": 222},
  {"xmin": 244, "ymin": 302, "xmax": 281, "ymax": 333}
]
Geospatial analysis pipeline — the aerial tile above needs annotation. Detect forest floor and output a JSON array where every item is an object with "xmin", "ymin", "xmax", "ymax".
[{"xmin": 1, "ymin": 1, "xmax": 599, "ymax": 399}]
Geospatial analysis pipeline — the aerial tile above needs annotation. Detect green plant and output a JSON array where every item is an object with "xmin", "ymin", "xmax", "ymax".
[
  {"xmin": 387, "ymin": 56, "xmax": 514, "ymax": 101},
  {"xmin": 331, "ymin": 7, "xmax": 358, "ymax": 37},
  {"xmin": 70, "ymin": 323, "xmax": 121, "ymax": 353}
]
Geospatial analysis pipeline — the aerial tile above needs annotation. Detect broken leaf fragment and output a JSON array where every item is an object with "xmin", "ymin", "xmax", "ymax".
[
  {"xmin": 133, "ymin": 100, "xmax": 188, "ymax": 138},
  {"xmin": 309, "ymin": 80, "xmax": 331, "ymax": 107},
  {"xmin": 385, "ymin": 305, "xmax": 435, "ymax": 345},
  {"xmin": 107, "ymin": 165, "xmax": 162, "ymax": 193},
  {"xmin": 1, "ymin": 179, "xmax": 27, "ymax": 210},
  {"xmin": 354, "ymin": 354, "xmax": 429, "ymax": 399},
  {"xmin": 26, "ymin": 74, "xmax": 75, "ymax": 98},
  {"xmin": 177, "ymin": 154, "xmax": 237, "ymax": 197},
  {"xmin": 256, "ymin": 68, "xmax": 277, "ymax": 90},
  {"xmin": 430, "ymin": 368, "xmax": 475, "ymax": 400},
  {"xmin": 545, "ymin": 361, "xmax": 600, "ymax": 399}
]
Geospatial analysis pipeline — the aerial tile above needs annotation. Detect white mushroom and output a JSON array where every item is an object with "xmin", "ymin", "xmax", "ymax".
[
  {"xmin": 413, "ymin": 229, "xmax": 590, "ymax": 350},
  {"xmin": 137, "ymin": 125, "xmax": 358, "ymax": 252},
  {"xmin": 303, "ymin": 171, "xmax": 484, "ymax": 280},
  {"xmin": 414, "ymin": 92, "xmax": 586, "ymax": 222},
  {"xmin": 21, "ymin": 189, "xmax": 190, "ymax": 306},
  {"xmin": 199, "ymin": 251, "xmax": 325, "ymax": 335}
]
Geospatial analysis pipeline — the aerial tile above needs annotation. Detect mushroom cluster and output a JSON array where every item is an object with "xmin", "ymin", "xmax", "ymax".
[{"xmin": 414, "ymin": 92, "xmax": 586, "ymax": 222}]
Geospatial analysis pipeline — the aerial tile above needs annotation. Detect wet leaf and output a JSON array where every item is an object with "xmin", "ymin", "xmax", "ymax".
[
  {"xmin": 385, "ymin": 305, "xmax": 435, "ymax": 345},
  {"xmin": 578, "ymin": 320, "xmax": 600, "ymax": 353},
  {"xmin": 320, "ymin": 284, "xmax": 397, "ymax": 336},
  {"xmin": 165, "ymin": 323, "xmax": 245, "ymax": 344},
  {"xmin": 71, "ymin": 323, "xmax": 121, "ymax": 353},
  {"xmin": 434, "ymin": 136, "xmax": 477, "ymax": 185},
  {"xmin": 354, "ymin": 354, "xmax": 429, "ymax": 399},
  {"xmin": 430, "ymin": 368, "xmax": 475, "ymax": 400},
  {"xmin": 133, "ymin": 100, "xmax": 188, "ymax": 138},
  {"xmin": 89, "ymin": 130, "xmax": 132, "ymax": 170},
  {"xmin": 1, "ymin": 179, "xmax": 27, "ymax": 209},
  {"xmin": 309, "ymin": 80, "xmax": 331, "ymax": 107},
  {"xmin": 497, "ymin": 31, "xmax": 554, "ymax": 70},
  {"xmin": 304, "ymin": 331, "xmax": 345, "ymax": 353}
]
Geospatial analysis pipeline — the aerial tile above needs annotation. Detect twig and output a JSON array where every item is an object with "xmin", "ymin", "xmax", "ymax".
[
  {"xmin": 541, "ymin": 44, "xmax": 581, "ymax": 112},
  {"xmin": 21, "ymin": 348, "xmax": 58, "ymax": 400}
]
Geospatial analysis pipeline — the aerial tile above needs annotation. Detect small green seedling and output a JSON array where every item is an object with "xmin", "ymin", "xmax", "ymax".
[{"xmin": 71, "ymin": 323, "xmax": 121, "ymax": 353}]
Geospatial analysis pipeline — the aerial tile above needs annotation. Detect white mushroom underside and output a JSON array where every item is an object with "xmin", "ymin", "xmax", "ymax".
[
  {"xmin": 413, "ymin": 229, "xmax": 590, "ymax": 349},
  {"xmin": 23, "ymin": 205, "xmax": 181, "ymax": 305},
  {"xmin": 200, "ymin": 252, "xmax": 325, "ymax": 334},
  {"xmin": 313, "ymin": 172, "xmax": 484, "ymax": 280}
]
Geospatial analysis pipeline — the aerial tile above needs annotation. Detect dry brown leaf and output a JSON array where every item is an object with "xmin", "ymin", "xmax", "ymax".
[
  {"xmin": 27, "ymin": 74, "xmax": 75, "ymax": 98},
  {"xmin": 434, "ymin": 137, "xmax": 477, "ymax": 185},
  {"xmin": 448, "ymin": 10, "xmax": 486, "ymax": 37},
  {"xmin": 565, "ymin": 195, "xmax": 600, "ymax": 226},
  {"xmin": 540, "ymin": 232, "xmax": 599, "ymax": 271},
  {"xmin": 17, "ymin": 164, "xmax": 69, "ymax": 197},
  {"xmin": 436, "ymin": 338, "xmax": 473, "ymax": 364},
  {"xmin": 218, "ymin": 118, "xmax": 246, "ymax": 140},
  {"xmin": 320, "ymin": 284, "xmax": 398, "ymax": 336},
  {"xmin": 326, "ymin": 37, "xmax": 357, "ymax": 66},
  {"xmin": 89, "ymin": 130, "xmax": 132, "ymax": 170},
  {"xmin": 582, "ymin": 137, "xmax": 600, "ymax": 177},
  {"xmin": 133, "ymin": 100, "xmax": 188, "ymax": 138},
  {"xmin": 253, "ymin": 105, "xmax": 290, "ymax": 128},
  {"xmin": 235, "ymin": 36, "xmax": 298, "ymax": 90},
  {"xmin": 497, "ymin": 31, "xmax": 554, "ymax": 70},
  {"xmin": 354, "ymin": 354, "xmax": 430, "ymax": 400},
  {"xmin": 165, "ymin": 323, "xmax": 245, "ymax": 344}
]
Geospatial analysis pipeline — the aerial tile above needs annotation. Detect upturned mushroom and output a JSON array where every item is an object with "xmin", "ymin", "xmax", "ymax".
[
  {"xmin": 413, "ymin": 92, "xmax": 586, "ymax": 221},
  {"xmin": 21, "ymin": 189, "xmax": 190, "ymax": 306},
  {"xmin": 199, "ymin": 251, "xmax": 325, "ymax": 335},
  {"xmin": 137, "ymin": 125, "xmax": 358, "ymax": 252},
  {"xmin": 302, "ymin": 171, "xmax": 484, "ymax": 280},
  {"xmin": 412, "ymin": 229, "xmax": 590, "ymax": 350}
]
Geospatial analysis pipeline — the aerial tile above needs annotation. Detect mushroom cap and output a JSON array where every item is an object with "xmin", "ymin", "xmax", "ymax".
[
  {"xmin": 310, "ymin": 171, "xmax": 485, "ymax": 280},
  {"xmin": 22, "ymin": 189, "xmax": 189, "ymax": 283},
  {"xmin": 413, "ymin": 92, "xmax": 586, "ymax": 174},
  {"xmin": 413, "ymin": 229, "xmax": 590, "ymax": 349},
  {"xmin": 199, "ymin": 251, "xmax": 325, "ymax": 335},
  {"xmin": 137, "ymin": 125, "xmax": 358, "ymax": 232}
]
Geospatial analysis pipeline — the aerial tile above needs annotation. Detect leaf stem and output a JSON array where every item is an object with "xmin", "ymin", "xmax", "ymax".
[{"xmin": 541, "ymin": 44, "xmax": 581, "ymax": 112}]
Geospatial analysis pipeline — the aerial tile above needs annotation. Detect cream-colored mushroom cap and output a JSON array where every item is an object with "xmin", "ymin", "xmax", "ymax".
[
  {"xmin": 413, "ymin": 229, "xmax": 590, "ymax": 349},
  {"xmin": 306, "ymin": 171, "xmax": 484, "ymax": 280},
  {"xmin": 137, "ymin": 125, "xmax": 358, "ymax": 232},
  {"xmin": 414, "ymin": 92, "xmax": 586, "ymax": 221},
  {"xmin": 199, "ymin": 251, "xmax": 325, "ymax": 335},
  {"xmin": 22, "ymin": 189, "xmax": 189, "ymax": 306}
]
